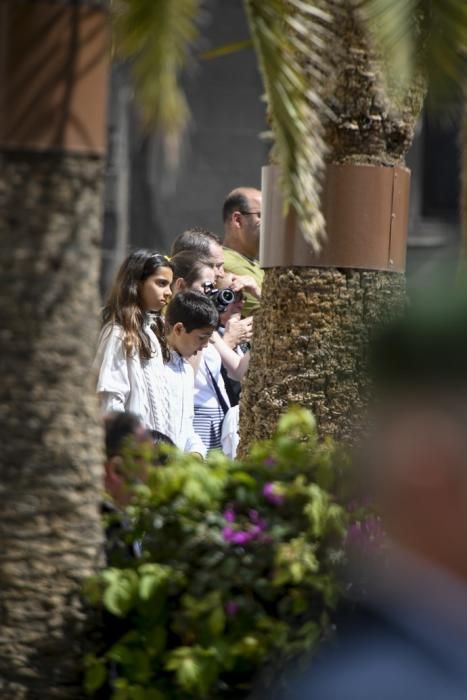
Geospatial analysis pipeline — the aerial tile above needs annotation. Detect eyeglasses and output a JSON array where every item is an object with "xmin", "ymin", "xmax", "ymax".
[{"xmin": 239, "ymin": 210, "xmax": 261, "ymax": 218}]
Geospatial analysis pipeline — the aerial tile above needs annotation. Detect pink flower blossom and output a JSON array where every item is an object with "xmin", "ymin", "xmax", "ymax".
[
  {"xmin": 222, "ymin": 509, "xmax": 268, "ymax": 545},
  {"xmin": 223, "ymin": 508, "xmax": 236, "ymax": 523},
  {"xmin": 248, "ymin": 509, "xmax": 267, "ymax": 531},
  {"xmin": 263, "ymin": 482, "xmax": 284, "ymax": 506},
  {"xmin": 263, "ymin": 457, "xmax": 277, "ymax": 467},
  {"xmin": 225, "ymin": 601, "xmax": 239, "ymax": 617},
  {"xmin": 223, "ymin": 527, "xmax": 253, "ymax": 544}
]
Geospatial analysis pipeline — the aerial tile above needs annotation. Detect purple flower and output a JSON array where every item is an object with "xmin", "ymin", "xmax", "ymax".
[
  {"xmin": 223, "ymin": 526, "xmax": 234, "ymax": 540},
  {"xmin": 263, "ymin": 457, "xmax": 277, "ymax": 467},
  {"xmin": 232, "ymin": 531, "xmax": 254, "ymax": 545},
  {"xmin": 263, "ymin": 482, "xmax": 284, "ymax": 506},
  {"xmin": 223, "ymin": 507, "xmax": 236, "ymax": 523},
  {"xmin": 223, "ymin": 527, "xmax": 252, "ymax": 544},
  {"xmin": 225, "ymin": 600, "xmax": 239, "ymax": 617},
  {"xmin": 248, "ymin": 509, "xmax": 267, "ymax": 531},
  {"xmin": 222, "ymin": 505, "xmax": 269, "ymax": 545},
  {"xmin": 345, "ymin": 516, "xmax": 385, "ymax": 551},
  {"xmin": 223, "ymin": 528, "xmax": 250, "ymax": 544},
  {"xmin": 223, "ymin": 520, "xmax": 268, "ymax": 546}
]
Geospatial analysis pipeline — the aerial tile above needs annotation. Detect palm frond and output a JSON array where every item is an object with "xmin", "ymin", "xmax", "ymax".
[
  {"xmin": 200, "ymin": 39, "xmax": 253, "ymax": 60},
  {"xmin": 359, "ymin": 0, "xmax": 467, "ymax": 101},
  {"xmin": 111, "ymin": 0, "xmax": 202, "ymax": 164},
  {"xmin": 244, "ymin": 0, "xmax": 339, "ymax": 251}
]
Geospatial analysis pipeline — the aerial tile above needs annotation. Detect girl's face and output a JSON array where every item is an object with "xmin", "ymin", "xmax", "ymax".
[
  {"xmin": 189, "ymin": 265, "xmax": 216, "ymax": 293},
  {"xmin": 140, "ymin": 266, "xmax": 173, "ymax": 312}
]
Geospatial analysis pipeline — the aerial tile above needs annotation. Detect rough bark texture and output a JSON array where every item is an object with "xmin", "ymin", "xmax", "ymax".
[
  {"xmin": 0, "ymin": 152, "xmax": 105, "ymax": 699},
  {"xmin": 325, "ymin": 3, "xmax": 424, "ymax": 166},
  {"xmin": 239, "ymin": 1, "xmax": 424, "ymax": 451},
  {"xmin": 240, "ymin": 268, "xmax": 405, "ymax": 447}
]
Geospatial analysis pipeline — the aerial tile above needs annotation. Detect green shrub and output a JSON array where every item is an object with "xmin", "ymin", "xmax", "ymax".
[{"xmin": 84, "ymin": 407, "xmax": 350, "ymax": 699}]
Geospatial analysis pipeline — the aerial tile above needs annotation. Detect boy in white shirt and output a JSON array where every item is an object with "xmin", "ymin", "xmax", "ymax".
[{"xmin": 164, "ymin": 291, "xmax": 219, "ymax": 459}]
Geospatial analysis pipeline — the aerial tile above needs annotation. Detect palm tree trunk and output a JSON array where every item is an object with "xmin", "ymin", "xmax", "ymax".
[
  {"xmin": 0, "ymin": 2, "xmax": 108, "ymax": 693},
  {"xmin": 240, "ymin": 267, "xmax": 405, "ymax": 446},
  {"xmin": 240, "ymin": 2, "xmax": 424, "ymax": 449},
  {"xmin": 0, "ymin": 152, "xmax": 105, "ymax": 699}
]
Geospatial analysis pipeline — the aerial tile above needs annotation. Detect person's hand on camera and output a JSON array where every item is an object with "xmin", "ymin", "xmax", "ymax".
[
  {"xmin": 223, "ymin": 313, "xmax": 253, "ymax": 348},
  {"xmin": 230, "ymin": 275, "xmax": 261, "ymax": 299}
]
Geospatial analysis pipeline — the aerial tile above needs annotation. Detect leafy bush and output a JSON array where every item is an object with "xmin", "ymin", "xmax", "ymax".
[{"xmin": 84, "ymin": 408, "xmax": 350, "ymax": 699}]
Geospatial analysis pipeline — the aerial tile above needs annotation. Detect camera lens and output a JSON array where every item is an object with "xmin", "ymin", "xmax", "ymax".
[{"xmin": 218, "ymin": 289, "xmax": 235, "ymax": 305}]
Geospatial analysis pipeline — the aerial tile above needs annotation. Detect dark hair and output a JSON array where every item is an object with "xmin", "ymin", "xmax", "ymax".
[
  {"xmin": 170, "ymin": 227, "xmax": 221, "ymax": 257},
  {"xmin": 150, "ymin": 430, "xmax": 175, "ymax": 447},
  {"xmin": 102, "ymin": 249, "xmax": 173, "ymax": 361},
  {"xmin": 104, "ymin": 412, "xmax": 175, "ymax": 468},
  {"xmin": 170, "ymin": 250, "xmax": 214, "ymax": 287},
  {"xmin": 165, "ymin": 291, "xmax": 219, "ymax": 333},
  {"xmin": 222, "ymin": 191, "xmax": 249, "ymax": 223},
  {"xmin": 104, "ymin": 411, "xmax": 143, "ymax": 459},
  {"xmin": 150, "ymin": 430, "xmax": 176, "ymax": 465}
]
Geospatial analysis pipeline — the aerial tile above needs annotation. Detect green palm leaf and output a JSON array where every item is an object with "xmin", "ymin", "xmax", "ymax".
[
  {"xmin": 110, "ymin": 0, "xmax": 201, "ymax": 163},
  {"xmin": 245, "ymin": 0, "xmax": 339, "ymax": 250},
  {"xmin": 200, "ymin": 39, "xmax": 253, "ymax": 60},
  {"xmin": 359, "ymin": 0, "xmax": 467, "ymax": 100}
]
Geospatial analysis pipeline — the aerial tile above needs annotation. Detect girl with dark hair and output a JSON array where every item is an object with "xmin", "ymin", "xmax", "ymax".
[{"xmin": 95, "ymin": 249, "xmax": 174, "ymax": 439}]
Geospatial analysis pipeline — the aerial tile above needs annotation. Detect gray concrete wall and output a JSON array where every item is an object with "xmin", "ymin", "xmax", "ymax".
[
  {"xmin": 101, "ymin": 0, "xmax": 268, "ymax": 295},
  {"xmin": 128, "ymin": 0, "xmax": 268, "ymax": 251}
]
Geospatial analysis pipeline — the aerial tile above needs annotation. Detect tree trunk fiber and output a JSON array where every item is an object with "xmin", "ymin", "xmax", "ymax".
[
  {"xmin": 0, "ymin": 152, "xmax": 104, "ymax": 699},
  {"xmin": 240, "ymin": 268, "xmax": 404, "ymax": 446},
  {"xmin": 239, "ymin": 2, "xmax": 424, "ymax": 451}
]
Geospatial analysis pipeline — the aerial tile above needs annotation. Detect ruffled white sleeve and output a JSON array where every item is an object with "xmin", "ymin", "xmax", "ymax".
[{"xmin": 95, "ymin": 325, "xmax": 130, "ymax": 415}]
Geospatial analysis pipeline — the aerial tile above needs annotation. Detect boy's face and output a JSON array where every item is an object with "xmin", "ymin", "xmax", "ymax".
[
  {"xmin": 169, "ymin": 324, "xmax": 214, "ymax": 358},
  {"xmin": 104, "ymin": 428, "xmax": 152, "ymax": 507}
]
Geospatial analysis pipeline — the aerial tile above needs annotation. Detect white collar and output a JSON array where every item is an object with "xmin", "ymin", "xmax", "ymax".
[{"xmin": 169, "ymin": 349, "xmax": 185, "ymax": 367}]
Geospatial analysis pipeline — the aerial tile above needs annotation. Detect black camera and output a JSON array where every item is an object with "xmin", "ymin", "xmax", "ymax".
[{"xmin": 203, "ymin": 282, "xmax": 235, "ymax": 313}]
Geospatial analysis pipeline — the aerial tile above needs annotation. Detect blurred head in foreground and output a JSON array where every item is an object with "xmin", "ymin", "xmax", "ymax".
[
  {"xmin": 104, "ymin": 412, "xmax": 173, "ymax": 506},
  {"xmin": 261, "ymin": 284, "xmax": 467, "ymax": 700},
  {"xmin": 365, "ymin": 285, "xmax": 467, "ymax": 583}
]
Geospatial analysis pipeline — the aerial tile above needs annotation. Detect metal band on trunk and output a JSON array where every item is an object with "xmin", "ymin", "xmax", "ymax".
[
  {"xmin": 260, "ymin": 163, "xmax": 411, "ymax": 272},
  {"xmin": 0, "ymin": 0, "xmax": 109, "ymax": 155}
]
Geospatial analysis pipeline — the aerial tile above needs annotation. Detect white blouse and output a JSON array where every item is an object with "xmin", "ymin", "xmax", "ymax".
[
  {"xmin": 194, "ymin": 344, "xmax": 230, "ymax": 410},
  {"xmin": 221, "ymin": 405, "xmax": 240, "ymax": 458},
  {"xmin": 95, "ymin": 321, "xmax": 173, "ymax": 440}
]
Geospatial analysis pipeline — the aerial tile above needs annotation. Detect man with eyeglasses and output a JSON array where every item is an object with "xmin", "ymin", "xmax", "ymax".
[{"xmin": 222, "ymin": 187, "xmax": 263, "ymax": 316}]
